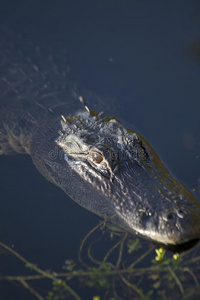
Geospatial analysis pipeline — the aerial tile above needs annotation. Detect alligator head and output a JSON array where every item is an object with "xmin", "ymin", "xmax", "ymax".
[{"xmin": 33, "ymin": 109, "xmax": 200, "ymax": 246}]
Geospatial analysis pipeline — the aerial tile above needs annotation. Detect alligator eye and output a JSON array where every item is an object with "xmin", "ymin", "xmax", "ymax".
[{"xmin": 92, "ymin": 152, "xmax": 103, "ymax": 164}]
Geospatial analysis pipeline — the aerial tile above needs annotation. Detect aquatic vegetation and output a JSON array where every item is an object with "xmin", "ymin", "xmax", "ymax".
[
  {"xmin": 154, "ymin": 248, "xmax": 166, "ymax": 262},
  {"xmin": 0, "ymin": 218, "xmax": 200, "ymax": 299}
]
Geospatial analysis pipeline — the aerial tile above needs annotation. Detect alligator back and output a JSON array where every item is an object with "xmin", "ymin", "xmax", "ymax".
[{"xmin": 0, "ymin": 28, "xmax": 100, "ymax": 155}]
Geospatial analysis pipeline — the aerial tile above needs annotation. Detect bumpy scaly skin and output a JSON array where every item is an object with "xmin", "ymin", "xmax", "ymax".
[{"xmin": 1, "ymin": 28, "xmax": 200, "ymax": 245}]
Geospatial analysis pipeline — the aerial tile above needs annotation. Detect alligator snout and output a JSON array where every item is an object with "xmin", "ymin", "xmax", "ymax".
[{"xmin": 158, "ymin": 207, "xmax": 200, "ymax": 245}]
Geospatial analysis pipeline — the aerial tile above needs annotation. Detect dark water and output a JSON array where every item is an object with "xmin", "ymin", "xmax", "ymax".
[{"xmin": 0, "ymin": 1, "xmax": 200, "ymax": 299}]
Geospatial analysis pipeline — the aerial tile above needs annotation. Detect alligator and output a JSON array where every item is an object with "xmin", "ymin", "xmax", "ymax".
[{"xmin": 0, "ymin": 29, "xmax": 200, "ymax": 246}]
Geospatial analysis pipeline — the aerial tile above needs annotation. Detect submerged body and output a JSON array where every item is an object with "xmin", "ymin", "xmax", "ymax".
[{"xmin": 0, "ymin": 29, "xmax": 200, "ymax": 245}]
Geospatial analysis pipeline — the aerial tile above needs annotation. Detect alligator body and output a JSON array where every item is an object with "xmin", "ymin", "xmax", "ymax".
[{"xmin": 1, "ymin": 29, "xmax": 200, "ymax": 245}]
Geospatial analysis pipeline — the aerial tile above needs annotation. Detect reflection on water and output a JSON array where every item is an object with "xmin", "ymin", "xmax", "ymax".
[{"xmin": 0, "ymin": 0, "xmax": 200, "ymax": 299}]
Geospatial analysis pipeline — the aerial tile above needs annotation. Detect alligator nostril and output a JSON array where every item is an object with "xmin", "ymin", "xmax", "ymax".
[{"xmin": 167, "ymin": 213, "xmax": 174, "ymax": 221}]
